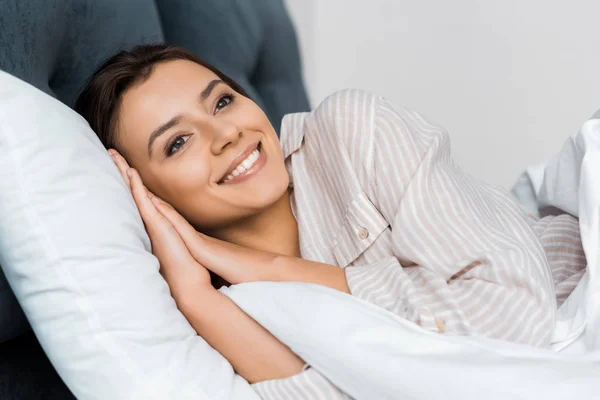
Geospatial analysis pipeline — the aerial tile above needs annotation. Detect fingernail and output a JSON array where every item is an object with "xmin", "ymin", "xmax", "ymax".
[
  {"xmin": 152, "ymin": 197, "xmax": 161, "ymax": 206},
  {"xmin": 126, "ymin": 169, "xmax": 132, "ymax": 177}
]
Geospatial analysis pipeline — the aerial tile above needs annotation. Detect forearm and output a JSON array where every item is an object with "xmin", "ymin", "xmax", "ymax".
[
  {"xmin": 199, "ymin": 234, "xmax": 350, "ymax": 294},
  {"xmin": 180, "ymin": 289, "xmax": 304, "ymax": 383},
  {"xmin": 270, "ymin": 255, "xmax": 351, "ymax": 294}
]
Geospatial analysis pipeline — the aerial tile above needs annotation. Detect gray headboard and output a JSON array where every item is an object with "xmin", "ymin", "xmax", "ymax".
[
  {"xmin": 0, "ymin": 1, "xmax": 309, "ymax": 398},
  {"xmin": 0, "ymin": 0, "xmax": 310, "ymax": 131}
]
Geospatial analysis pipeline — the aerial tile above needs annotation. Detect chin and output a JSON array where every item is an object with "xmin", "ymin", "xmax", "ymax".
[
  {"xmin": 256, "ymin": 177, "xmax": 289, "ymax": 205},
  {"xmin": 190, "ymin": 182, "xmax": 289, "ymax": 233}
]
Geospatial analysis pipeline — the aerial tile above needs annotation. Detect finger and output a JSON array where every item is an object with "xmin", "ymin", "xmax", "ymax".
[
  {"xmin": 109, "ymin": 151, "xmax": 131, "ymax": 191},
  {"xmin": 128, "ymin": 169, "xmax": 193, "ymax": 263},
  {"xmin": 154, "ymin": 199, "xmax": 246, "ymax": 283},
  {"xmin": 128, "ymin": 168, "xmax": 162, "ymax": 223},
  {"xmin": 108, "ymin": 149, "xmax": 132, "ymax": 191},
  {"xmin": 127, "ymin": 168, "xmax": 169, "ymax": 234},
  {"xmin": 152, "ymin": 197, "xmax": 204, "ymax": 249},
  {"xmin": 125, "ymin": 169, "xmax": 212, "ymax": 291}
]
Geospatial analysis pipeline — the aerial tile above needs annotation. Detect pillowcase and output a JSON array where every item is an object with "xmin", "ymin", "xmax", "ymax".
[{"xmin": 0, "ymin": 71, "xmax": 259, "ymax": 400}]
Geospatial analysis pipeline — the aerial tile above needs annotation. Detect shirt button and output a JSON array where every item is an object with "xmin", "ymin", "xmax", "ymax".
[
  {"xmin": 357, "ymin": 227, "xmax": 369, "ymax": 240},
  {"xmin": 435, "ymin": 317, "xmax": 446, "ymax": 333}
]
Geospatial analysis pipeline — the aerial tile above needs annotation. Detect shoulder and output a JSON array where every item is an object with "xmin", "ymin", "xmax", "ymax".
[
  {"xmin": 307, "ymin": 89, "xmax": 438, "ymax": 145},
  {"xmin": 295, "ymin": 90, "xmax": 384, "ymax": 195},
  {"xmin": 279, "ymin": 89, "xmax": 381, "ymax": 159},
  {"xmin": 304, "ymin": 88, "xmax": 442, "ymax": 158},
  {"xmin": 308, "ymin": 89, "xmax": 382, "ymax": 135},
  {"xmin": 301, "ymin": 90, "xmax": 384, "ymax": 160},
  {"xmin": 316, "ymin": 88, "xmax": 382, "ymax": 110}
]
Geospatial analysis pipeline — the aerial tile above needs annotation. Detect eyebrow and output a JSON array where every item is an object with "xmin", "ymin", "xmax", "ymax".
[
  {"xmin": 147, "ymin": 79, "xmax": 225, "ymax": 157},
  {"xmin": 147, "ymin": 115, "xmax": 182, "ymax": 157},
  {"xmin": 201, "ymin": 79, "xmax": 224, "ymax": 100}
]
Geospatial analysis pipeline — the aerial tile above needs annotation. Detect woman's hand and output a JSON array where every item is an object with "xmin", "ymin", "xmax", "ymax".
[
  {"xmin": 108, "ymin": 149, "xmax": 214, "ymax": 305},
  {"xmin": 149, "ymin": 192, "xmax": 352, "ymax": 294},
  {"xmin": 145, "ymin": 200, "xmax": 276, "ymax": 285}
]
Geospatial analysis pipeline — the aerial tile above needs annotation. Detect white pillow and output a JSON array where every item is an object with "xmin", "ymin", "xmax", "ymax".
[{"xmin": 0, "ymin": 71, "xmax": 259, "ymax": 400}]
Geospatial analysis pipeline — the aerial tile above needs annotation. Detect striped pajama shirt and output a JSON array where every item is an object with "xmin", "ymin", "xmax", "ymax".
[{"xmin": 251, "ymin": 89, "xmax": 586, "ymax": 399}]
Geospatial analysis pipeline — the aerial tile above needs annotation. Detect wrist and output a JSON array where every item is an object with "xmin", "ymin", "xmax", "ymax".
[
  {"xmin": 174, "ymin": 283, "xmax": 219, "ymax": 316},
  {"xmin": 268, "ymin": 254, "xmax": 294, "ymax": 282},
  {"xmin": 270, "ymin": 255, "xmax": 351, "ymax": 294}
]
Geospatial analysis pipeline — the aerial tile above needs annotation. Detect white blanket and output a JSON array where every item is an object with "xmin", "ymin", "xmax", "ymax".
[{"xmin": 222, "ymin": 117, "xmax": 600, "ymax": 399}]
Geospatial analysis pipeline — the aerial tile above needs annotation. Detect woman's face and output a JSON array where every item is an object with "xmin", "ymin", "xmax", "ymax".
[{"xmin": 117, "ymin": 59, "xmax": 290, "ymax": 233}]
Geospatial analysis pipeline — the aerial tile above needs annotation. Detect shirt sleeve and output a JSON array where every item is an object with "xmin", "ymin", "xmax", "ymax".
[
  {"xmin": 344, "ymin": 95, "xmax": 556, "ymax": 346},
  {"xmin": 528, "ymin": 214, "xmax": 586, "ymax": 308},
  {"xmin": 251, "ymin": 366, "xmax": 352, "ymax": 400}
]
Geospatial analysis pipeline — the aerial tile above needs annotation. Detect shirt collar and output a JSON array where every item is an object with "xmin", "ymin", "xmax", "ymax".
[{"xmin": 279, "ymin": 112, "xmax": 308, "ymax": 160}]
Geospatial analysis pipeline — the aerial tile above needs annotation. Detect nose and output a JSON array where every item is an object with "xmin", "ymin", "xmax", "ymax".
[{"xmin": 209, "ymin": 117, "xmax": 242, "ymax": 155}]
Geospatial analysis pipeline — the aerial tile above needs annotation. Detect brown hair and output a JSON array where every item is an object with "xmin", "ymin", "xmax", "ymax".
[{"xmin": 75, "ymin": 43, "xmax": 248, "ymax": 153}]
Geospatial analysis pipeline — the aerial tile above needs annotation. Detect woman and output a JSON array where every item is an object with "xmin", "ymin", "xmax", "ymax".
[{"xmin": 75, "ymin": 44, "xmax": 586, "ymax": 399}]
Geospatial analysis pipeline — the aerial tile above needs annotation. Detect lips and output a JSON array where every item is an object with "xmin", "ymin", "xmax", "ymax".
[{"xmin": 218, "ymin": 141, "xmax": 261, "ymax": 184}]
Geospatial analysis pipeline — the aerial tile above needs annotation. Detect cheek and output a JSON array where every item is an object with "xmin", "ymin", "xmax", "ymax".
[
  {"xmin": 158, "ymin": 165, "xmax": 220, "ymax": 229},
  {"xmin": 150, "ymin": 160, "xmax": 212, "ymax": 204}
]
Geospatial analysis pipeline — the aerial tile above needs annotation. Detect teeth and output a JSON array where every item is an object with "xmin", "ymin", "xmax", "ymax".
[
  {"xmin": 222, "ymin": 148, "xmax": 260, "ymax": 184},
  {"xmin": 242, "ymin": 158, "xmax": 253, "ymax": 169}
]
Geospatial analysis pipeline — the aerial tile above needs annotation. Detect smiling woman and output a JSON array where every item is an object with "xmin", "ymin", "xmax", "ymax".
[
  {"xmin": 76, "ymin": 45, "xmax": 292, "ymax": 239},
  {"xmin": 74, "ymin": 44, "xmax": 587, "ymax": 400}
]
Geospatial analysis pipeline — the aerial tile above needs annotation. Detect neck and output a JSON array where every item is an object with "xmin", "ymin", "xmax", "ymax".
[{"xmin": 210, "ymin": 188, "xmax": 300, "ymax": 258}]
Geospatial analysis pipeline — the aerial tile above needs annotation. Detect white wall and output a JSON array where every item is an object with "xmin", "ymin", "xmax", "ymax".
[{"xmin": 285, "ymin": 0, "xmax": 600, "ymax": 188}]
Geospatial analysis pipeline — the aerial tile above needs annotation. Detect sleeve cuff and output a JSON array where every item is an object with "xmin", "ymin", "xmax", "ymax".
[
  {"xmin": 344, "ymin": 256, "xmax": 402, "ymax": 309},
  {"xmin": 345, "ymin": 257, "xmax": 441, "ymax": 333},
  {"xmin": 251, "ymin": 366, "xmax": 351, "ymax": 400}
]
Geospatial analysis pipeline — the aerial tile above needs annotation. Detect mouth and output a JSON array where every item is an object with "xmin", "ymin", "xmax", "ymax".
[{"xmin": 217, "ymin": 141, "xmax": 266, "ymax": 185}]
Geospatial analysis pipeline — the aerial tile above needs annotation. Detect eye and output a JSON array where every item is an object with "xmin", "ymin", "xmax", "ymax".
[
  {"xmin": 166, "ymin": 134, "xmax": 190, "ymax": 156},
  {"xmin": 214, "ymin": 93, "xmax": 234, "ymax": 114}
]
